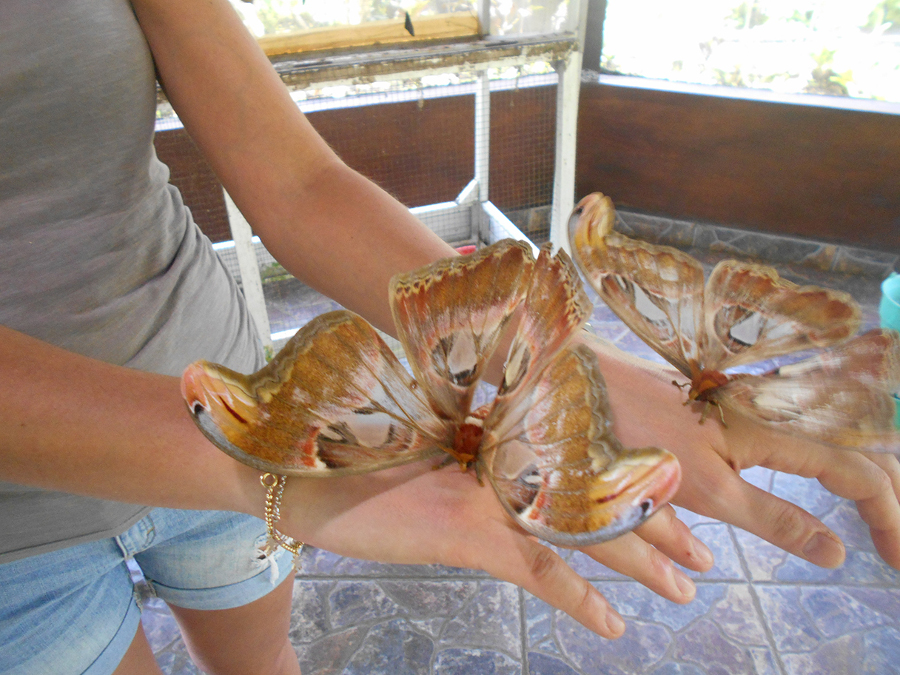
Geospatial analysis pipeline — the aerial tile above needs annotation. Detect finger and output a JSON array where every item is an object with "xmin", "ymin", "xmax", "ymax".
[
  {"xmin": 816, "ymin": 451, "xmax": 900, "ymax": 569},
  {"xmin": 857, "ymin": 454, "xmax": 900, "ymax": 569},
  {"xmin": 581, "ymin": 528, "xmax": 697, "ymax": 605},
  {"xmin": 479, "ymin": 525, "xmax": 626, "ymax": 639},
  {"xmin": 772, "ymin": 446, "xmax": 900, "ymax": 568},
  {"xmin": 865, "ymin": 452, "xmax": 900, "ymax": 504},
  {"xmin": 632, "ymin": 504, "xmax": 714, "ymax": 573},
  {"xmin": 685, "ymin": 466, "xmax": 846, "ymax": 568}
]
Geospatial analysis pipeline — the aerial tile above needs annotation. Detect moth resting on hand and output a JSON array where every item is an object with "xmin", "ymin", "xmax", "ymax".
[
  {"xmin": 568, "ymin": 192, "xmax": 900, "ymax": 454},
  {"xmin": 181, "ymin": 240, "xmax": 681, "ymax": 546}
]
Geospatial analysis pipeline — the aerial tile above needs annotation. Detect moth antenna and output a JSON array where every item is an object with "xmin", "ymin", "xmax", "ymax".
[{"xmin": 716, "ymin": 403, "xmax": 728, "ymax": 428}]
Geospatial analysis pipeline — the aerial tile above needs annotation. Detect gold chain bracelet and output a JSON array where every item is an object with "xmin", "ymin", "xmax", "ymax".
[{"xmin": 260, "ymin": 473, "xmax": 304, "ymax": 561}]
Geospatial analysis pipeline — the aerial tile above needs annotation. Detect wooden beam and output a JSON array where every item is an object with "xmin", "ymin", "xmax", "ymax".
[
  {"xmin": 257, "ymin": 12, "xmax": 481, "ymax": 57},
  {"xmin": 575, "ymin": 79, "xmax": 900, "ymax": 252},
  {"xmin": 270, "ymin": 35, "xmax": 575, "ymax": 90}
]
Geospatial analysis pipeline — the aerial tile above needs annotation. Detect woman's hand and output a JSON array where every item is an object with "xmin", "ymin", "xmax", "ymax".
[
  {"xmin": 278, "ymin": 460, "xmax": 713, "ymax": 640},
  {"xmin": 583, "ymin": 332, "xmax": 900, "ymax": 570}
]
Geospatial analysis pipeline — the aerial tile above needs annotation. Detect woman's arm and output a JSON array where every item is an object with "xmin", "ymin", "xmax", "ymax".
[
  {"xmin": 0, "ymin": 324, "xmax": 263, "ymax": 513},
  {"xmin": 131, "ymin": 0, "xmax": 454, "ymax": 336},
  {"xmin": 0, "ymin": 0, "xmax": 710, "ymax": 640}
]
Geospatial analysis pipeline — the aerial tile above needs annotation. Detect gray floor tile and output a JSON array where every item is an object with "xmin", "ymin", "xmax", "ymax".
[
  {"xmin": 290, "ymin": 578, "xmax": 521, "ymax": 675},
  {"xmin": 756, "ymin": 585, "xmax": 900, "ymax": 674},
  {"xmin": 682, "ymin": 523, "xmax": 745, "ymax": 581},
  {"xmin": 527, "ymin": 582, "xmax": 774, "ymax": 675}
]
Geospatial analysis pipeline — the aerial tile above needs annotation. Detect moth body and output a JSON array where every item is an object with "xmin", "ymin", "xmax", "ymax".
[
  {"xmin": 450, "ymin": 408, "xmax": 488, "ymax": 469},
  {"xmin": 687, "ymin": 366, "xmax": 730, "ymax": 403}
]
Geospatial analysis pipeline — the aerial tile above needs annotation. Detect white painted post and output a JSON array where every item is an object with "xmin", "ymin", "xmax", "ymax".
[
  {"xmin": 473, "ymin": 0, "xmax": 492, "ymax": 242},
  {"xmin": 550, "ymin": 0, "xmax": 589, "ymax": 252},
  {"xmin": 222, "ymin": 189, "xmax": 273, "ymax": 352},
  {"xmin": 550, "ymin": 51, "xmax": 583, "ymax": 252},
  {"xmin": 474, "ymin": 73, "xmax": 491, "ymax": 203}
]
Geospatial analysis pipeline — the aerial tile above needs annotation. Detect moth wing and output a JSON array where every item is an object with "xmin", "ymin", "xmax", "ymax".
[
  {"xmin": 703, "ymin": 260, "xmax": 861, "ymax": 371},
  {"xmin": 181, "ymin": 311, "xmax": 452, "ymax": 476},
  {"xmin": 389, "ymin": 239, "xmax": 534, "ymax": 419},
  {"xmin": 481, "ymin": 343, "xmax": 681, "ymax": 546},
  {"xmin": 715, "ymin": 329, "xmax": 900, "ymax": 453},
  {"xmin": 496, "ymin": 243, "xmax": 593, "ymax": 400},
  {"xmin": 568, "ymin": 193, "xmax": 704, "ymax": 378}
]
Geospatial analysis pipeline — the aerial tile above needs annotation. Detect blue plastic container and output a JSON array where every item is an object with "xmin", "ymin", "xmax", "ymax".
[{"xmin": 880, "ymin": 272, "xmax": 900, "ymax": 429}]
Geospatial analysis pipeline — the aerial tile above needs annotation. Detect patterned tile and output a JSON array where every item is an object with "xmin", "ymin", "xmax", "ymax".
[
  {"xmin": 832, "ymin": 246, "xmax": 900, "ymax": 278},
  {"xmin": 339, "ymin": 619, "xmax": 436, "ymax": 675},
  {"xmin": 290, "ymin": 579, "xmax": 521, "ymax": 675},
  {"xmin": 740, "ymin": 466, "xmax": 775, "ymax": 492},
  {"xmin": 527, "ymin": 652, "xmax": 584, "ymax": 675},
  {"xmin": 756, "ymin": 586, "xmax": 900, "ymax": 675},
  {"xmin": 617, "ymin": 212, "xmax": 696, "ymax": 249},
  {"xmin": 140, "ymin": 598, "xmax": 182, "ymax": 651},
  {"xmin": 433, "ymin": 648, "xmax": 523, "ymax": 675},
  {"xmin": 616, "ymin": 208, "xmax": 895, "ymax": 281},
  {"xmin": 141, "ymin": 599, "xmax": 200, "ymax": 675},
  {"xmin": 527, "ymin": 582, "xmax": 775, "ymax": 675},
  {"xmin": 152, "ymin": 642, "xmax": 202, "ymax": 675},
  {"xmin": 733, "ymin": 474, "xmax": 900, "ymax": 586}
]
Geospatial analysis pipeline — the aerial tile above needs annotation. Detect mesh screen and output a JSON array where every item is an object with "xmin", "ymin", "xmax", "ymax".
[
  {"xmin": 156, "ymin": 63, "xmax": 559, "ymax": 341},
  {"xmin": 153, "ymin": 128, "xmax": 232, "ymax": 243}
]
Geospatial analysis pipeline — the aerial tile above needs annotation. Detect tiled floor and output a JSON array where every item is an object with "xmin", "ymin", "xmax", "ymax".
[{"xmin": 145, "ymin": 216, "xmax": 900, "ymax": 674}]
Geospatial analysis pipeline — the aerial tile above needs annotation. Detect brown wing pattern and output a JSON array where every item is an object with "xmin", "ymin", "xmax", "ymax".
[
  {"xmin": 390, "ymin": 240, "xmax": 534, "ymax": 420},
  {"xmin": 703, "ymin": 260, "xmax": 861, "ymax": 371},
  {"xmin": 481, "ymin": 343, "xmax": 681, "ymax": 546},
  {"xmin": 495, "ymin": 243, "xmax": 592, "ymax": 403},
  {"xmin": 715, "ymin": 329, "xmax": 900, "ymax": 452},
  {"xmin": 182, "ymin": 311, "xmax": 451, "ymax": 475},
  {"xmin": 568, "ymin": 193, "xmax": 704, "ymax": 377}
]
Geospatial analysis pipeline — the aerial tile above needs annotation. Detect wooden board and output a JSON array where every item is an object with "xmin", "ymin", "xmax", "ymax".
[
  {"xmin": 575, "ymin": 81, "xmax": 900, "ymax": 252},
  {"xmin": 258, "ymin": 13, "xmax": 481, "ymax": 57}
]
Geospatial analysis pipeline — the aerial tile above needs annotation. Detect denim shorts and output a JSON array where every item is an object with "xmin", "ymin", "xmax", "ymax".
[{"xmin": 0, "ymin": 508, "xmax": 294, "ymax": 675}]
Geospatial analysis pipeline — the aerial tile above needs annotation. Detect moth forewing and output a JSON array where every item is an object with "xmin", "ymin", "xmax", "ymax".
[
  {"xmin": 715, "ymin": 329, "xmax": 900, "ymax": 453},
  {"xmin": 183, "ymin": 310, "xmax": 454, "ymax": 476},
  {"xmin": 569, "ymin": 194, "xmax": 705, "ymax": 377},
  {"xmin": 702, "ymin": 260, "xmax": 862, "ymax": 371},
  {"xmin": 185, "ymin": 237, "xmax": 686, "ymax": 544},
  {"xmin": 389, "ymin": 239, "xmax": 534, "ymax": 420},
  {"xmin": 567, "ymin": 192, "xmax": 900, "ymax": 454},
  {"xmin": 496, "ymin": 244, "xmax": 592, "ymax": 400}
]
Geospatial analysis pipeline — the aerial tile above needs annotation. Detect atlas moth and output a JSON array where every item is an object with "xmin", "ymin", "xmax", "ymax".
[
  {"xmin": 182, "ymin": 240, "xmax": 681, "ymax": 546},
  {"xmin": 568, "ymin": 192, "xmax": 900, "ymax": 454}
]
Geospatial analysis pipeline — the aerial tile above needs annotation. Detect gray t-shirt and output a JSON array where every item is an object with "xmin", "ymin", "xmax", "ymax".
[{"xmin": 0, "ymin": 0, "xmax": 266, "ymax": 562}]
